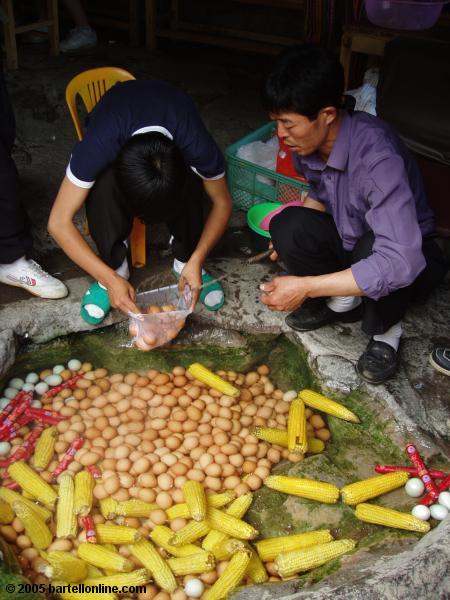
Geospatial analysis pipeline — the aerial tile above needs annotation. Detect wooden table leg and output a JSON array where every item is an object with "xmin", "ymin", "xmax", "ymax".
[
  {"xmin": 2, "ymin": 0, "xmax": 18, "ymax": 70},
  {"xmin": 46, "ymin": 0, "xmax": 59, "ymax": 57}
]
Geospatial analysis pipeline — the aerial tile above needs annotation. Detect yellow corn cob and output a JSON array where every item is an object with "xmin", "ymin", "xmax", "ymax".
[
  {"xmin": 83, "ymin": 568, "xmax": 150, "ymax": 588},
  {"xmin": 212, "ymin": 538, "xmax": 246, "ymax": 561},
  {"xmin": 245, "ymin": 544, "xmax": 269, "ymax": 584},
  {"xmin": 307, "ymin": 437, "xmax": 325, "ymax": 453},
  {"xmin": 127, "ymin": 538, "xmax": 177, "ymax": 592},
  {"xmin": 0, "ymin": 487, "xmax": 52, "ymax": 522},
  {"xmin": 169, "ymin": 520, "xmax": 210, "ymax": 546},
  {"xmin": 12, "ymin": 500, "xmax": 52, "ymax": 550},
  {"xmin": 168, "ymin": 551, "xmax": 215, "ymax": 575},
  {"xmin": 206, "ymin": 506, "xmax": 258, "ymax": 540},
  {"xmin": 287, "ymin": 398, "xmax": 308, "ymax": 453},
  {"xmin": 183, "ymin": 480, "xmax": 207, "ymax": 521},
  {"xmin": 203, "ymin": 549, "xmax": 251, "ymax": 600},
  {"xmin": 188, "ymin": 363, "xmax": 239, "ymax": 397},
  {"xmin": 8, "ymin": 461, "xmax": 58, "ymax": 506},
  {"xmin": 298, "ymin": 389, "xmax": 360, "ymax": 423},
  {"xmin": 99, "ymin": 498, "xmax": 118, "ymax": 520},
  {"xmin": 85, "ymin": 564, "xmax": 104, "ymax": 579},
  {"xmin": 255, "ymin": 529, "xmax": 333, "ymax": 561},
  {"xmin": 32, "ymin": 426, "xmax": 57, "ymax": 471},
  {"xmin": 150, "ymin": 525, "xmax": 207, "ymax": 557},
  {"xmin": 101, "ymin": 544, "xmax": 122, "ymax": 576},
  {"xmin": 0, "ymin": 497, "xmax": 14, "ymax": 524},
  {"xmin": 341, "ymin": 472, "xmax": 409, "ymax": 505},
  {"xmin": 275, "ymin": 539, "xmax": 356, "ymax": 577},
  {"xmin": 265, "ymin": 475, "xmax": 339, "ymax": 504},
  {"xmin": 96, "ymin": 524, "xmax": 141, "ymax": 544},
  {"xmin": 74, "ymin": 471, "xmax": 94, "ymax": 516},
  {"xmin": 202, "ymin": 493, "xmax": 253, "ymax": 555},
  {"xmin": 251, "ymin": 427, "xmax": 325, "ymax": 454},
  {"xmin": 53, "ymin": 582, "xmax": 117, "ymax": 600},
  {"xmin": 166, "ymin": 491, "xmax": 236, "ymax": 520},
  {"xmin": 77, "ymin": 543, "xmax": 133, "ymax": 572},
  {"xmin": 355, "ymin": 503, "xmax": 431, "ymax": 533},
  {"xmin": 114, "ymin": 499, "xmax": 158, "ymax": 517},
  {"xmin": 56, "ymin": 473, "xmax": 77, "ymax": 539},
  {"xmin": 44, "ymin": 551, "xmax": 88, "ymax": 582}
]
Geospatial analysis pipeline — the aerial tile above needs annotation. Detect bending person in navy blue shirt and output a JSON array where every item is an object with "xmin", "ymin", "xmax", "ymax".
[{"xmin": 48, "ymin": 80, "xmax": 232, "ymax": 324}]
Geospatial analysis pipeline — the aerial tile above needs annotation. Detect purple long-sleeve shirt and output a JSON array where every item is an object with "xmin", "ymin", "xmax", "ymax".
[{"xmin": 293, "ymin": 111, "xmax": 435, "ymax": 300}]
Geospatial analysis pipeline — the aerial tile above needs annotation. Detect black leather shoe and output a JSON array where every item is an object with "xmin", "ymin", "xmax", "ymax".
[
  {"xmin": 356, "ymin": 339, "xmax": 398, "ymax": 384},
  {"xmin": 285, "ymin": 301, "xmax": 362, "ymax": 332}
]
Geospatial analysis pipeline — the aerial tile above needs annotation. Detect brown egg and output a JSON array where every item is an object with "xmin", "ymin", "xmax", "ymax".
[{"xmin": 147, "ymin": 305, "xmax": 161, "ymax": 314}]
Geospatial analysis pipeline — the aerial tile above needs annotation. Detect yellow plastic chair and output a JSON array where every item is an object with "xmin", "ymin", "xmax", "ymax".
[{"xmin": 65, "ymin": 67, "xmax": 146, "ymax": 268}]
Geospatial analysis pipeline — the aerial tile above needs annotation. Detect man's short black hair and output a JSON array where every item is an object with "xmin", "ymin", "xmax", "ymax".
[
  {"xmin": 115, "ymin": 132, "xmax": 187, "ymax": 224},
  {"xmin": 262, "ymin": 44, "xmax": 345, "ymax": 120}
]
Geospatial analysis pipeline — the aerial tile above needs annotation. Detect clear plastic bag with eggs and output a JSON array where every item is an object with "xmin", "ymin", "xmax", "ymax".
[{"xmin": 128, "ymin": 284, "xmax": 193, "ymax": 351}]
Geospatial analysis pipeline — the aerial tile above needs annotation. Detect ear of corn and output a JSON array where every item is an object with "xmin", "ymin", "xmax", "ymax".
[
  {"xmin": 255, "ymin": 529, "xmax": 334, "ymax": 561},
  {"xmin": 205, "ymin": 506, "xmax": 258, "ymax": 540},
  {"xmin": 12, "ymin": 500, "xmax": 53, "ymax": 550},
  {"xmin": 275, "ymin": 539, "xmax": 356, "ymax": 577},
  {"xmin": 85, "ymin": 564, "xmax": 104, "ymax": 579},
  {"xmin": 77, "ymin": 542, "xmax": 133, "ymax": 572},
  {"xmin": 298, "ymin": 389, "xmax": 360, "ymax": 423},
  {"xmin": 355, "ymin": 503, "xmax": 431, "ymax": 533},
  {"xmin": 265, "ymin": 475, "xmax": 339, "ymax": 504},
  {"xmin": 188, "ymin": 363, "xmax": 239, "ymax": 397},
  {"xmin": 203, "ymin": 549, "xmax": 251, "ymax": 600},
  {"xmin": 167, "ymin": 551, "xmax": 215, "ymax": 575},
  {"xmin": 288, "ymin": 398, "xmax": 308, "ymax": 453},
  {"xmin": 166, "ymin": 491, "xmax": 236, "ymax": 520},
  {"xmin": 150, "ymin": 525, "xmax": 207, "ymax": 557},
  {"xmin": 212, "ymin": 538, "xmax": 246, "ymax": 561},
  {"xmin": 56, "ymin": 473, "xmax": 77, "ymax": 539},
  {"xmin": 245, "ymin": 544, "xmax": 269, "ymax": 583},
  {"xmin": 96, "ymin": 523, "xmax": 141, "ymax": 544},
  {"xmin": 341, "ymin": 472, "xmax": 409, "ymax": 505},
  {"xmin": 202, "ymin": 493, "xmax": 253, "ymax": 556},
  {"xmin": 99, "ymin": 498, "xmax": 118, "ymax": 520},
  {"xmin": 44, "ymin": 551, "xmax": 88, "ymax": 582},
  {"xmin": 114, "ymin": 499, "xmax": 158, "ymax": 517},
  {"xmin": 32, "ymin": 426, "xmax": 57, "ymax": 471},
  {"xmin": 307, "ymin": 437, "xmax": 325, "ymax": 454},
  {"xmin": 83, "ymin": 568, "xmax": 150, "ymax": 588},
  {"xmin": 0, "ymin": 498, "xmax": 14, "ymax": 524},
  {"xmin": 8, "ymin": 461, "xmax": 58, "ymax": 506},
  {"xmin": 251, "ymin": 426, "xmax": 288, "ymax": 447},
  {"xmin": 127, "ymin": 538, "xmax": 177, "ymax": 592},
  {"xmin": 74, "ymin": 471, "xmax": 95, "ymax": 516},
  {"xmin": 0, "ymin": 487, "xmax": 52, "ymax": 522},
  {"xmin": 183, "ymin": 480, "xmax": 207, "ymax": 522},
  {"xmin": 169, "ymin": 520, "xmax": 210, "ymax": 546}
]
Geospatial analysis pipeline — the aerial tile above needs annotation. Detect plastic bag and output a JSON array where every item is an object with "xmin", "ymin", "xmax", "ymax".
[{"xmin": 237, "ymin": 136, "xmax": 278, "ymax": 185}]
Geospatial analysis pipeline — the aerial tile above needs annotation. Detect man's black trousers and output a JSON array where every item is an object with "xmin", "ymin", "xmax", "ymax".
[
  {"xmin": 85, "ymin": 165, "xmax": 208, "ymax": 270},
  {"xmin": 270, "ymin": 206, "xmax": 448, "ymax": 336}
]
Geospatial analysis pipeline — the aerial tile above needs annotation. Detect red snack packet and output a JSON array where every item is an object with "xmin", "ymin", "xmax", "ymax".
[{"xmin": 406, "ymin": 443, "xmax": 440, "ymax": 500}]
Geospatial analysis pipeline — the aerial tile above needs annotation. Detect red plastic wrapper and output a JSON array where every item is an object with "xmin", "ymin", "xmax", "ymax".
[
  {"xmin": 51, "ymin": 437, "xmax": 84, "ymax": 479},
  {"xmin": 26, "ymin": 407, "xmax": 67, "ymax": 425},
  {"xmin": 419, "ymin": 474, "xmax": 450, "ymax": 506},
  {"xmin": 406, "ymin": 443, "xmax": 440, "ymax": 500},
  {"xmin": 0, "ymin": 391, "xmax": 26, "ymax": 425},
  {"xmin": 375, "ymin": 464, "xmax": 447, "ymax": 479},
  {"xmin": 86, "ymin": 465, "xmax": 102, "ymax": 479},
  {"xmin": 4, "ymin": 481, "xmax": 20, "ymax": 490},
  {"xmin": 81, "ymin": 516, "xmax": 97, "ymax": 543},
  {"xmin": 0, "ymin": 424, "xmax": 45, "ymax": 467},
  {"xmin": 0, "ymin": 394, "xmax": 32, "ymax": 437},
  {"xmin": 1, "ymin": 414, "xmax": 34, "ymax": 442},
  {"xmin": 41, "ymin": 373, "xmax": 84, "ymax": 399}
]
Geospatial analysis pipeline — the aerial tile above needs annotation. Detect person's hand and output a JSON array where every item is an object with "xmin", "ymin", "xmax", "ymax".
[
  {"xmin": 268, "ymin": 240, "xmax": 278, "ymax": 261},
  {"xmin": 105, "ymin": 274, "xmax": 139, "ymax": 315},
  {"xmin": 260, "ymin": 275, "xmax": 310, "ymax": 311},
  {"xmin": 178, "ymin": 259, "xmax": 202, "ymax": 309}
]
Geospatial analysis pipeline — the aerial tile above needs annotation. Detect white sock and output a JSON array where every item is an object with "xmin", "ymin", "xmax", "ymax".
[
  {"xmin": 326, "ymin": 296, "xmax": 361, "ymax": 313},
  {"xmin": 173, "ymin": 258, "xmax": 206, "ymax": 276},
  {"xmin": 373, "ymin": 321, "xmax": 402, "ymax": 352}
]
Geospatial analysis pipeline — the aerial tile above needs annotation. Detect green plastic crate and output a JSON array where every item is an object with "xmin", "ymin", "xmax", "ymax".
[{"xmin": 225, "ymin": 122, "xmax": 310, "ymax": 211}]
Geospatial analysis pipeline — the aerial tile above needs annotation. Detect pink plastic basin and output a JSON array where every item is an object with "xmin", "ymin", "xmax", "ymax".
[{"xmin": 365, "ymin": 0, "xmax": 447, "ymax": 30}]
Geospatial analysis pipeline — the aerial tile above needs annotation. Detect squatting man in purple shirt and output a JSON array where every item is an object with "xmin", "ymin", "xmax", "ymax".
[{"xmin": 259, "ymin": 45, "xmax": 448, "ymax": 385}]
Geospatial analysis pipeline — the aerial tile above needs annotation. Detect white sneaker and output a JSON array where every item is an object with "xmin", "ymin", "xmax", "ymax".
[
  {"xmin": 0, "ymin": 257, "xmax": 68, "ymax": 299},
  {"xmin": 60, "ymin": 26, "xmax": 97, "ymax": 52}
]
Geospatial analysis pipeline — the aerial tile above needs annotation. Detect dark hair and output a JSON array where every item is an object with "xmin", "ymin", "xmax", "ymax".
[
  {"xmin": 115, "ymin": 132, "xmax": 187, "ymax": 224},
  {"xmin": 262, "ymin": 44, "xmax": 344, "ymax": 120}
]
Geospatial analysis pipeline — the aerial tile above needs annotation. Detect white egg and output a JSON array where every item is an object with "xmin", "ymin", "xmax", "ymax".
[
  {"xmin": 25, "ymin": 372, "xmax": 39, "ymax": 384},
  {"xmin": 45, "ymin": 374, "xmax": 62, "ymax": 387},
  {"xmin": 0, "ymin": 398, "xmax": 10, "ymax": 409},
  {"xmin": 35, "ymin": 382, "xmax": 49, "ymax": 395},
  {"xmin": 67, "ymin": 359, "xmax": 82, "ymax": 371},
  {"xmin": 429, "ymin": 503, "xmax": 448, "ymax": 520},
  {"xmin": 31, "ymin": 400, "xmax": 42, "ymax": 408},
  {"xmin": 411, "ymin": 504, "xmax": 431, "ymax": 521},
  {"xmin": 53, "ymin": 365, "xmax": 65, "ymax": 374},
  {"xmin": 0, "ymin": 441, "xmax": 11, "ymax": 456},
  {"xmin": 22, "ymin": 383, "xmax": 35, "ymax": 392},
  {"xmin": 404, "ymin": 477, "xmax": 425, "ymax": 498},
  {"xmin": 9, "ymin": 377, "xmax": 24, "ymax": 390},
  {"xmin": 184, "ymin": 578, "xmax": 204, "ymax": 598},
  {"xmin": 3, "ymin": 387, "xmax": 18, "ymax": 399},
  {"xmin": 438, "ymin": 491, "xmax": 450, "ymax": 510}
]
